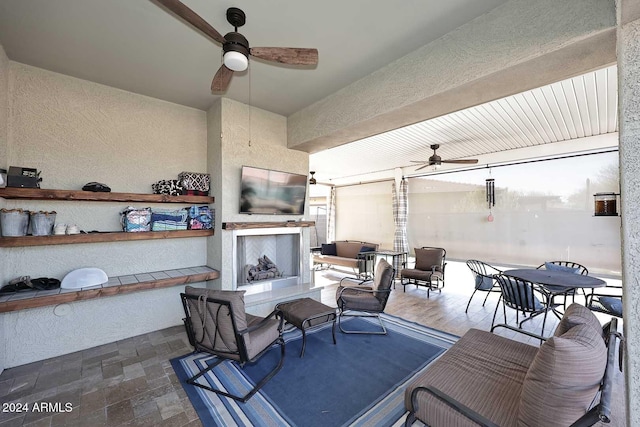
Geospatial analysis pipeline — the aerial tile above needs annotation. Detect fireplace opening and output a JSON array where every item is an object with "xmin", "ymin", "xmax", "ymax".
[{"xmin": 235, "ymin": 231, "xmax": 301, "ymax": 290}]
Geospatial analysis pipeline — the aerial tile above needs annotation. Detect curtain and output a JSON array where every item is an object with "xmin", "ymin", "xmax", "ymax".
[
  {"xmin": 392, "ymin": 179, "xmax": 408, "ymax": 276},
  {"xmin": 327, "ymin": 186, "xmax": 336, "ymax": 243}
]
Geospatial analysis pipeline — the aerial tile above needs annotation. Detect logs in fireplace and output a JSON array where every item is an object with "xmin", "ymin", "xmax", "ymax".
[{"xmin": 245, "ymin": 255, "xmax": 282, "ymax": 283}]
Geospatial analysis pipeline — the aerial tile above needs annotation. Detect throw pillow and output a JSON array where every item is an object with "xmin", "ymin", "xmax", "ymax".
[
  {"xmin": 518, "ymin": 323, "xmax": 607, "ymax": 427},
  {"xmin": 545, "ymin": 262, "xmax": 579, "ymax": 274},
  {"xmin": 599, "ymin": 296, "xmax": 623, "ymax": 317},
  {"xmin": 554, "ymin": 302, "xmax": 603, "ymax": 338},
  {"xmin": 321, "ymin": 243, "xmax": 337, "ymax": 256},
  {"xmin": 359, "ymin": 245, "xmax": 376, "ymax": 253}
]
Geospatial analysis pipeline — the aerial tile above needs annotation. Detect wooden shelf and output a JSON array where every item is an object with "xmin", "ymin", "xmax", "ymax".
[
  {"xmin": 222, "ymin": 221, "xmax": 315, "ymax": 230},
  {"xmin": 0, "ymin": 187, "xmax": 213, "ymax": 204},
  {"xmin": 0, "ymin": 229, "xmax": 213, "ymax": 247},
  {"xmin": 0, "ymin": 266, "xmax": 220, "ymax": 313}
]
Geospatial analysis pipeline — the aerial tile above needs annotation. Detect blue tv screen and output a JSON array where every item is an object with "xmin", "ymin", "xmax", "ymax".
[{"xmin": 239, "ymin": 166, "xmax": 307, "ymax": 215}]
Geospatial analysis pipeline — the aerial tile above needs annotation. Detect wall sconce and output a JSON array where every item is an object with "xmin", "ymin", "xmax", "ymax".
[
  {"xmin": 309, "ymin": 171, "xmax": 317, "ymax": 185},
  {"xmin": 594, "ymin": 192, "xmax": 619, "ymax": 216}
]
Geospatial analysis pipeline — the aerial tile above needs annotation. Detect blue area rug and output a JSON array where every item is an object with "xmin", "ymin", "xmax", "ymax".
[{"xmin": 171, "ymin": 313, "xmax": 457, "ymax": 427}]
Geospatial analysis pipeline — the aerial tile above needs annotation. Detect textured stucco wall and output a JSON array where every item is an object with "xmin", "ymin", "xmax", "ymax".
[
  {"xmin": 2, "ymin": 63, "xmax": 210, "ymax": 367},
  {"xmin": 215, "ymin": 98, "xmax": 310, "ymax": 290},
  {"xmin": 617, "ymin": 3, "xmax": 640, "ymax": 424},
  {"xmin": 207, "ymin": 99, "xmax": 223, "ymax": 290},
  {"xmin": 288, "ymin": 0, "xmax": 616, "ymax": 152},
  {"xmin": 0, "ymin": 43, "xmax": 9, "ymax": 374},
  {"xmin": 0, "ymin": 44, "xmax": 8, "ymax": 169}
]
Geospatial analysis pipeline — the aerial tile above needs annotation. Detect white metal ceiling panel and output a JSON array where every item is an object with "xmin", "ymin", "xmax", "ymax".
[{"xmin": 310, "ymin": 65, "xmax": 618, "ymax": 181}]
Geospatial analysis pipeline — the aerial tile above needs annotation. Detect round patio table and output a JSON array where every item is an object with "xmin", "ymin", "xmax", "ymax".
[
  {"xmin": 504, "ymin": 268, "xmax": 606, "ymax": 319},
  {"xmin": 504, "ymin": 269, "xmax": 606, "ymax": 290}
]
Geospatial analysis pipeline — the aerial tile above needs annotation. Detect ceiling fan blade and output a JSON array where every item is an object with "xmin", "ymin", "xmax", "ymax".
[
  {"xmin": 250, "ymin": 47, "xmax": 318, "ymax": 65},
  {"xmin": 415, "ymin": 164, "xmax": 431, "ymax": 171},
  {"xmin": 410, "ymin": 160, "xmax": 429, "ymax": 164},
  {"xmin": 156, "ymin": 0, "xmax": 226, "ymax": 45},
  {"xmin": 211, "ymin": 65, "xmax": 233, "ymax": 92},
  {"xmin": 441, "ymin": 159, "xmax": 479, "ymax": 164}
]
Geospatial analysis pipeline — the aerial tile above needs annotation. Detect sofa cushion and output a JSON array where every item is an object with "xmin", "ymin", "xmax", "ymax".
[
  {"xmin": 554, "ymin": 303, "xmax": 603, "ymax": 338},
  {"xmin": 414, "ymin": 247, "xmax": 444, "ymax": 271},
  {"xmin": 335, "ymin": 241, "xmax": 364, "ymax": 258},
  {"xmin": 334, "ymin": 241, "xmax": 377, "ymax": 258},
  {"xmin": 518, "ymin": 323, "xmax": 607, "ymax": 427},
  {"xmin": 405, "ymin": 328, "xmax": 538, "ymax": 427},
  {"xmin": 321, "ymin": 243, "xmax": 337, "ymax": 255}
]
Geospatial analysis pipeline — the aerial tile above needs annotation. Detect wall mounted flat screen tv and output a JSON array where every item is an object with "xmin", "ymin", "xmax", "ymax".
[{"xmin": 240, "ymin": 166, "xmax": 307, "ymax": 215}]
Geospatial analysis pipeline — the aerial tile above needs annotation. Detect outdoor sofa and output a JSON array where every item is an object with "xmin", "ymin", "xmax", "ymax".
[
  {"xmin": 404, "ymin": 303, "xmax": 622, "ymax": 426},
  {"xmin": 313, "ymin": 240, "xmax": 378, "ymax": 278}
]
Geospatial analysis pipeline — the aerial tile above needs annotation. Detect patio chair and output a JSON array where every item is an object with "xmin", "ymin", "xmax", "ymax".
[
  {"xmin": 465, "ymin": 259, "xmax": 502, "ymax": 313},
  {"xmin": 536, "ymin": 261, "xmax": 589, "ymax": 310},
  {"xmin": 336, "ymin": 258, "xmax": 395, "ymax": 334},
  {"xmin": 491, "ymin": 274, "xmax": 552, "ymax": 340},
  {"xmin": 400, "ymin": 247, "xmax": 446, "ymax": 297},
  {"xmin": 180, "ymin": 286, "xmax": 285, "ymax": 402},
  {"xmin": 587, "ymin": 284, "xmax": 623, "ymax": 318}
]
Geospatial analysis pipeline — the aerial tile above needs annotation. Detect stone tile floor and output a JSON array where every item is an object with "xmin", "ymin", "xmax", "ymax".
[
  {"xmin": 0, "ymin": 261, "xmax": 626, "ymax": 426},
  {"xmin": 0, "ymin": 326, "xmax": 199, "ymax": 427}
]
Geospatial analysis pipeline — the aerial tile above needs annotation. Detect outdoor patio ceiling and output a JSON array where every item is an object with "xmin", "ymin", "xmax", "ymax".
[{"xmin": 309, "ymin": 65, "xmax": 618, "ymax": 183}]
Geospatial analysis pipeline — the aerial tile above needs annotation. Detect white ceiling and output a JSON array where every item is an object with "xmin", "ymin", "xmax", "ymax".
[
  {"xmin": 0, "ymin": 0, "xmax": 508, "ymax": 116},
  {"xmin": 0, "ymin": 1, "xmax": 618, "ymax": 184},
  {"xmin": 310, "ymin": 65, "xmax": 619, "ymax": 182}
]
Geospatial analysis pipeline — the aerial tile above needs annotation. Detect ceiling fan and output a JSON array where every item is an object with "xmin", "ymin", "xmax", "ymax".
[
  {"xmin": 411, "ymin": 144, "xmax": 479, "ymax": 171},
  {"xmin": 155, "ymin": 0, "xmax": 319, "ymax": 92}
]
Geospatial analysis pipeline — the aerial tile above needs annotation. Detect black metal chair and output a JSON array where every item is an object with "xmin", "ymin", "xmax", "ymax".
[
  {"xmin": 536, "ymin": 261, "xmax": 589, "ymax": 309},
  {"xmin": 400, "ymin": 247, "xmax": 446, "ymax": 297},
  {"xmin": 180, "ymin": 286, "xmax": 285, "ymax": 402},
  {"xmin": 587, "ymin": 284, "xmax": 623, "ymax": 318},
  {"xmin": 491, "ymin": 273, "xmax": 552, "ymax": 340},
  {"xmin": 336, "ymin": 258, "xmax": 395, "ymax": 334},
  {"xmin": 465, "ymin": 260, "xmax": 502, "ymax": 313}
]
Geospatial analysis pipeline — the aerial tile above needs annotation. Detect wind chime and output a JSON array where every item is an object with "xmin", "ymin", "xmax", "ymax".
[{"xmin": 486, "ymin": 172, "xmax": 495, "ymax": 222}]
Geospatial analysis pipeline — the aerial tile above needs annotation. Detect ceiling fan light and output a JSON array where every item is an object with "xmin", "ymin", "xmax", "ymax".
[{"xmin": 223, "ymin": 51, "xmax": 248, "ymax": 72}]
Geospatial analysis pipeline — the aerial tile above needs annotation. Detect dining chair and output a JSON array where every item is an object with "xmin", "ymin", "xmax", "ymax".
[
  {"xmin": 536, "ymin": 261, "xmax": 589, "ymax": 309},
  {"xmin": 491, "ymin": 273, "xmax": 553, "ymax": 340},
  {"xmin": 464, "ymin": 259, "xmax": 502, "ymax": 313},
  {"xmin": 586, "ymin": 284, "xmax": 623, "ymax": 318}
]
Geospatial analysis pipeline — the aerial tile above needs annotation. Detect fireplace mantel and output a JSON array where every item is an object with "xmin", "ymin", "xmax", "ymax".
[{"xmin": 222, "ymin": 221, "xmax": 315, "ymax": 230}]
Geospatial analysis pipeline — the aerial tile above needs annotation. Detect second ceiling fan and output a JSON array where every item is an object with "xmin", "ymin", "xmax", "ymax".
[
  {"xmin": 155, "ymin": 0, "xmax": 319, "ymax": 92},
  {"xmin": 411, "ymin": 144, "xmax": 479, "ymax": 171}
]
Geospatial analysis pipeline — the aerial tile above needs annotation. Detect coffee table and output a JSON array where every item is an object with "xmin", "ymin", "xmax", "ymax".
[{"xmin": 275, "ymin": 297, "xmax": 337, "ymax": 357}]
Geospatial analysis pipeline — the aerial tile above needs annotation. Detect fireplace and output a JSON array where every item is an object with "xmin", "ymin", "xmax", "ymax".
[{"xmin": 232, "ymin": 227, "xmax": 304, "ymax": 293}]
